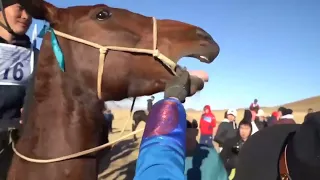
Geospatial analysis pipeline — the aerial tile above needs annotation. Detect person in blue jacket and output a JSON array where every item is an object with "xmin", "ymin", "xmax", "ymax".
[{"xmin": 134, "ymin": 69, "xmax": 191, "ymax": 180}]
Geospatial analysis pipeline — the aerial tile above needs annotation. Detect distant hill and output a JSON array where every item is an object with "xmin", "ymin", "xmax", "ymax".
[
  {"xmin": 273, "ymin": 95, "xmax": 320, "ymax": 112},
  {"xmin": 106, "ymin": 95, "xmax": 319, "ymax": 113}
]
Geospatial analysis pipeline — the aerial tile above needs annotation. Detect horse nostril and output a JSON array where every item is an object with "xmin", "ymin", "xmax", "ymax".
[{"xmin": 196, "ymin": 28, "xmax": 213, "ymax": 42}]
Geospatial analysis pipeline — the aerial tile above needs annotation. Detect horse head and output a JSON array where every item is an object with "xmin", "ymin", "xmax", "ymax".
[{"xmin": 22, "ymin": 0, "xmax": 219, "ymax": 101}]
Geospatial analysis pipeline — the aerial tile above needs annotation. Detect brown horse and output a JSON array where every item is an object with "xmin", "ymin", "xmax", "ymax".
[{"xmin": 7, "ymin": 1, "xmax": 219, "ymax": 179}]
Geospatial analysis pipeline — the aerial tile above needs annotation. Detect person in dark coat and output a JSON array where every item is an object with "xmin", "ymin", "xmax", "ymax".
[
  {"xmin": 254, "ymin": 109, "xmax": 268, "ymax": 130},
  {"xmin": 146, "ymin": 95, "xmax": 155, "ymax": 113},
  {"xmin": 242, "ymin": 109, "xmax": 259, "ymax": 135},
  {"xmin": 242, "ymin": 109, "xmax": 252, "ymax": 121},
  {"xmin": 103, "ymin": 108, "xmax": 114, "ymax": 133},
  {"xmin": 214, "ymin": 109, "xmax": 238, "ymax": 152},
  {"xmin": 234, "ymin": 111, "xmax": 320, "ymax": 180},
  {"xmin": 276, "ymin": 108, "xmax": 296, "ymax": 124},
  {"xmin": 220, "ymin": 120, "xmax": 252, "ymax": 176},
  {"xmin": 267, "ymin": 111, "xmax": 279, "ymax": 126},
  {"xmin": 0, "ymin": 1, "xmax": 38, "ymax": 178}
]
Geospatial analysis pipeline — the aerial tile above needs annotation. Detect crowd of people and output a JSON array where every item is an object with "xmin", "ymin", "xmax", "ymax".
[
  {"xmin": 137, "ymin": 93, "xmax": 316, "ymax": 180},
  {"xmin": 102, "ymin": 95, "xmax": 315, "ymax": 180},
  {"xmin": 190, "ymin": 98, "xmax": 315, "ymax": 179}
]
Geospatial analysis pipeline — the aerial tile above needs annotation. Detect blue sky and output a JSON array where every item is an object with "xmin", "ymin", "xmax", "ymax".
[{"xmin": 26, "ymin": 0, "xmax": 320, "ymax": 110}]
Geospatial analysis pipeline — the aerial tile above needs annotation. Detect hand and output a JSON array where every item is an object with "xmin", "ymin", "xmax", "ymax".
[
  {"xmin": 164, "ymin": 68, "xmax": 190, "ymax": 103},
  {"xmin": 189, "ymin": 70, "xmax": 209, "ymax": 82}
]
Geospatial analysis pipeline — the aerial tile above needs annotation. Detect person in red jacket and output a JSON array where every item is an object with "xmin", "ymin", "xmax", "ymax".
[{"xmin": 199, "ymin": 105, "xmax": 216, "ymax": 148}]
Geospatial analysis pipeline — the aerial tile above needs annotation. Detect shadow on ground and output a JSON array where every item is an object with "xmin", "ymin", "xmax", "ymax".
[{"xmin": 98, "ymin": 134, "xmax": 140, "ymax": 180}]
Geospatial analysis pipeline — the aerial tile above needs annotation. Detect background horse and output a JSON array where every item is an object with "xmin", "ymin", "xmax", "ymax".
[{"xmin": 7, "ymin": 0, "xmax": 219, "ymax": 179}]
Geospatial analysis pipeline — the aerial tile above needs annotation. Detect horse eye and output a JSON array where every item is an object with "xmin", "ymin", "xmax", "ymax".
[{"xmin": 96, "ymin": 10, "xmax": 111, "ymax": 21}]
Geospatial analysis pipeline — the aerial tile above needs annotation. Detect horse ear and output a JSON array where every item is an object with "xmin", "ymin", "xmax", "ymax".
[{"xmin": 20, "ymin": 0, "xmax": 59, "ymax": 24}]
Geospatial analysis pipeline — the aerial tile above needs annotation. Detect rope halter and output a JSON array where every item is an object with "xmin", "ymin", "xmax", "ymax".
[{"xmin": 12, "ymin": 17, "xmax": 177, "ymax": 164}]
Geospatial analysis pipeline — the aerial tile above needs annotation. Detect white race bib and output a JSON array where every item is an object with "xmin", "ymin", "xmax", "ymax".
[{"xmin": 0, "ymin": 43, "xmax": 34, "ymax": 86}]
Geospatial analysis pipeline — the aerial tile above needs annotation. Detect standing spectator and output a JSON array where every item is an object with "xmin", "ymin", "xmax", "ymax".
[
  {"xmin": 220, "ymin": 120, "xmax": 252, "ymax": 176},
  {"xmin": 199, "ymin": 105, "xmax": 216, "ymax": 147},
  {"xmin": 267, "ymin": 111, "xmax": 279, "ymax": 126},
  {"xmin": 234, "ymin": 111, "xmax": 320, "ymax": 180},
  {"xmin": 214, "ymin": 109, "xmax": 238, "ymax": 152},
  {"xmin": 277, "ymin": 106, "xmax": 286, "ymax": 118},
  {"xmin": 249, "ymin": 99, "xmax": 260, "ymax": 113},
  {"xmin": 185, "ymin": 120, "xmax": 228, "ymax": 180},
  {"xmin": 304, "ymin": 108, "xmax": 314, "ymax": 122},
  {"xmin": 255, "ymin": 109, "xmax": 268, "ymax": 130},
  {"xmin": 276, "ymin": 108, "xmax": 296, "ymax": 124},
  {"xmin": 103, "ymin": 108, "xmax": 114, "ymax": 133},
  {"xmin": 243, "ymin": 109, "xmax": 259, "ymax": 135},
  {"xmin": 147, "ymin": 96, "xmax": 155, "ymax": 113}
]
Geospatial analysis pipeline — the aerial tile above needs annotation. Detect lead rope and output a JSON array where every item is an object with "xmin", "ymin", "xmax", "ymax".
[{"xmin": 12, "ymin": 17, "xmax": 177, "ymax": 164}]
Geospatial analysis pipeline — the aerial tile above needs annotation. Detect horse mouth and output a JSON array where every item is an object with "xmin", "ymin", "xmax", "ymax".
[
  {"xmin": 176, "ymin": 45, "xmax": 219, "ymax": 96},
  {"xmin": 186, "ymin": 54, "xmax": 216, "ymax": 63}
]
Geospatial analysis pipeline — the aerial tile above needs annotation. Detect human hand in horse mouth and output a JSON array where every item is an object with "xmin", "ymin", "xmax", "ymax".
[
  {"xmin": 172, "ymin": 66, "xmax": 208, "ymax": 97},
  {"xmin": 188, "ymin": 70, "xmax": 209, "ymax": 82},
  {"xmin": 164, "ymin": 68, "xmax": 208, "ymax": 102},
  {"xmin": 164, "ymin": 69, "xmax": 191, "ymax": 102}
]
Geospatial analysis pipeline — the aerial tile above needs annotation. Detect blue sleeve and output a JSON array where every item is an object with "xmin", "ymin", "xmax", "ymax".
[{"xmin": 134, "ymin": 98, "xmax": 186, "ymax": 180}]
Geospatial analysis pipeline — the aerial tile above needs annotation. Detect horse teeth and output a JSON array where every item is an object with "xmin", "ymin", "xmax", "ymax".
[{"xmin": 200, "ymin": 55, "xmax": 209, "ymax": 61}]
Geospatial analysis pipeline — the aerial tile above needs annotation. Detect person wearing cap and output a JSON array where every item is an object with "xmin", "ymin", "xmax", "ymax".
[
  {"xmin": 0, "ymin": 0, "xmax": 38, "ymax": 178},
  {"xmin": 234, "ymin": 111, "xmax": 320, "ymax": 180},
  {"xmin": 214, "ymin": 108, "xmax": 238, "ymax": 152},
  {"xmin": 254, "ymin": 109, "xmax": 268, "ymax": 130},
  {"xmin": 184, "ymin": 120, "xmax": 228, "ymax": 180}
]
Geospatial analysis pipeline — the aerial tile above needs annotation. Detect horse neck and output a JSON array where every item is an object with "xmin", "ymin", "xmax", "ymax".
[{"xmin": 20, "ymin": 41, "xmax": 105, "ymax": 158}]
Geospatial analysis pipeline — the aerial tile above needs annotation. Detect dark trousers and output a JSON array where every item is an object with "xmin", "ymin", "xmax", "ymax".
[
  {"xmin": 0, "ymin": 131, "xmax": 14, "ymax": 180},
  {"xmin": 199, "ymin": 134, "xmax": 214, "ymax": 148},
  {"xmin": 108, "ymin": 120, "xmax": 113, "ymax": 132}
]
